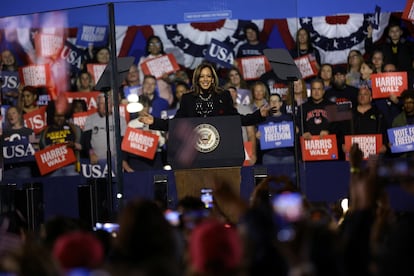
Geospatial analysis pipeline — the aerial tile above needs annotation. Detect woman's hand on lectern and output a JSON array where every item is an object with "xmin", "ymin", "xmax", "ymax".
[{"xmin": 138, "ymin": 111, "xmax": 154, "ymax": 125}]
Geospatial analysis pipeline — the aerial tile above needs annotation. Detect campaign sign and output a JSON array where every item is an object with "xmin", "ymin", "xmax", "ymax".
[
  {"xmin": 23, "ymin": 106, "xmax": 47, "ymax": 134},
  {"xmin": 79, "ymin": 161, "xmax": 115, "ymax": 178},
  {"xmin": 76, "ymin": 24, "xmax": 108, "ymax": 47},
  {"xmin": 60, "ymin": 40, "xmax": 85, "ymax": 73},
  {"xmin": 259, "ymin": 121, "xmax": 294, "ymax": 150},
  {"xmin": 243, "ymin": 141, "xmax": 253, "ymax": 166},
  {"xmin": 269, "ymin": 83, "xmax": 289, "ymax": 99},
  {"xmin": 237, "ymin": 55, "xmax": 271, "ymax": 80},
  {"xmin": 141, "ymin": 53, "xmax": 180, "ymax": 79},
  {"xmin": 34, "ymin": 33, "xmax": 64, "ymax": 58},
  {"xmin": 19, "ymin": 64, "xmax": 52, "ymax": 87},
  {"xmin": 73, "ymin": 109, "xmax": 97, "ymax": 130},
  {"xmin": 87, "ymin": 63, "xmax": 107, "ymax": 85},
  {"xmin": 121, "ymin": 127, "xmax": 159, "ymax": 160},
  {"xmin": 35, "ymin": 143, "xmax": 76, "ymax": 175},
  {"xmin": 371, "ymin": 72, "xmax": 407, "ymax": 99},
  {"xmin": 1, "ymin": 71, "xmax": 20, "ymax": 93},
  {"xmin": 387, "ymin": 125, "xmax": 414, "ymax": 153},
  {"xmin": 119, "ymin": 104, "xmax": 130, "ymax": 123},
  {"xmin": 344, "ymin": 134, "xmax": 383, "ymax": 160},
  {"xmin": 3, "ymin": 138, "xmax": 36, "ymax": 164},
  {"xmin": 402, "ymin": 0, "xmax": 414, "ymax": 22},
  {"xmin": 294, "ymin": 54, "xmax": 318, "ymax": 79},
  {"xmin": 63, "ymin": 91, "xmax": 100, "ymax": 110},
  {"xmin": 204, "ymin": 38, "xmax": 234, "ymax": 69},
  {"xmin": 300, "ymin": 134, "xmax": 338, "ymax": 161}
]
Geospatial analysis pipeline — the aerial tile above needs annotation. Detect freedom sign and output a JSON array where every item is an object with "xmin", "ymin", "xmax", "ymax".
[
  {"xmin": 34, "ymin": 33, "xmax": 64, "ymax": 58},
  {"xmin": 204, "ymin": 38, "xmax": 234, "ymax": 68},
  {"xmin": 294, "ymin": 54, "xmax": 318, "ymax": 79},
  {"xmin": 258, "ymin": 121, "xmax": 294, "ymax": 150},
  {"xmin": 76, "ymin": 24, "xmax": 109, "ymax": 47},
  {"xmin": 387, "ymin": 125, "xmax": 414, "ymax": 153},
  {"xmin": 140, "ymin": 53, "xmax": 180, "ymax": 79},
  {"xmin": 371, "ymin": 72, "xmax": 407, "ymax": 99},
  {"xmin": 87, "ymin": 63, "xmax": 107, "ymax": 85},
  {"xmin": 300, "ymin": 134, "xmax": 338, "ymax": 161},
  {"xmin": 35, "ymin": 143, "xmax": 76, "ymax": 175},
  {"xmin": 121, "ymin": 127, "xmax": 159, "ymax": 160},
  {"xmin": 344, "ymin": 134, "xmax": 383, "ymax": 160},
  {"xmin": 19, "ymin": 64, "xmax": 52, "ymax": 87},
  {"xmin": 237, "ymin": 55, "xmax": 271, "ymax": 80}
]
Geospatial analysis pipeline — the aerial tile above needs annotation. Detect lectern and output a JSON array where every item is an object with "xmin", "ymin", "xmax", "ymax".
[{"xmin": 168, "ymin": 116, "xmax": 245, "ymax": 223}]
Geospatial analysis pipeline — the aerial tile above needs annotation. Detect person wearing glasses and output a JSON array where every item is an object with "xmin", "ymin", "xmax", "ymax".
[{"xmin": 137, "ymin": 35, "xmax": 174, "ymax": 106}]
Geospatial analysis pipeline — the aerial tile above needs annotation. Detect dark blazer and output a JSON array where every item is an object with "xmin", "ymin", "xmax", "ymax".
[{"xmin": 150, "ymin": 90, "xmax": 264, "ymax": 131}]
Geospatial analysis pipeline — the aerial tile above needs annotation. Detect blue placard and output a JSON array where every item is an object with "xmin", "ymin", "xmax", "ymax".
[
  {"xmin": 204, "ymin": 38, "xmax": 234, "ymax": 69},
  {"xmin": 259, "ymin": 121, "xmax": 294, "ymax": 150},
  {"xmin": 76, "ymin": 24, "xmax": 108, "ymax": 47},
  {"xmin": 61, "ymin": 40, "xmax": 85, "ymax": 72},
  {"xmin": 387, "ymin": 125, "xmax": 414, "ymax": 153},
  {"xmin": 3, "ymin": 138, "xmax": 36, "ymax": 164}
]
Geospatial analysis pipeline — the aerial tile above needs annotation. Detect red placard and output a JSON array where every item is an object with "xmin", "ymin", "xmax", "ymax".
[
  {"xmin": 23, "ymin": 106, "xmax": 47, "ymax": 134},
  {"xmin": 243, "ymin": 141, "xmax": 253, "ymax": 166},
  {"xmin": 34, "ymin": 33, "xmax": 64, "ymax": 58},
  {"xmin": 72, "ymin": 109, "xmax": 97, "ymax": 130},
  {"xmin": 35, "ymin": 143, "xmax": 76, "ymax": 175},
  {"xmin": 300, "ymin": 135, "xmax": 338, "ymax": 161},
  {"xmin": 86, "ymin": 63, "xmax": 107, "ymax": 85},
  {"xmin": 344, "ymin": 134, "xmax": 383, "ymax": 160},
  {"xmin": 237, "ymin": 55, "xmax": 271, "ymax": 80},
  {"xmin": 371, "ymin": 72, "xmax": 407, "ymax": 99},
  {"xmin": 121, "ymin": 127, "xmax": 159, "ymax": 159},
  {"xmin": 402, "ymin": 0, "xmax": 414, "ymax": 21},
  {"xmin": 294, "ymin": 54, "xmax": 318, "ymax": 79},
  {"xmin": 119, "ymin": 104, "xmax": 130, "ymax": 123},
  {"xmin": 64, "ymin": 91, "xmax": 101, "ymax": 110},
  {"xmin": 140, "ymin": 53, "xmax": 180, "ymax": 79},
  {"xmin": 19, "ymin": 64, "xmax": 52, "ymax": 87}
]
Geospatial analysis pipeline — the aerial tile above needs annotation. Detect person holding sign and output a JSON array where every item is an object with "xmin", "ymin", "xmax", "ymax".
[
  {"xmin": 391, "ymin": 89, "xmax": 414, "ymax": 158},
  {"xmin": 236, "ymin": 22, "xmax": 268, "ymax": 58},
  {"xmin": 138, "ymin": 62, "xmax": 271, "ymax": 130},
  {"xmin": 349, "ymin": 86, "xmax": 388, "ymax": 154},
  {"xmin": 83, "ymin": 93, "xmax": 133, "ymax": 172},
  {"xmin": 365, "ymin": 22, "xmax": 414, "ymax": 72},
  {"xmin": 224, "ymin": 67, "xmax": 252, "ymax": 105},
  {"xmin": 126, "ymin": 95, "xmax": 166, "ymax": 171},
  {"xmin": 289, "ymin": 28, "xmax": 321, "ymax": 72},
  {"xmin": 137, "ymin": 36, "xmax": 174, "ymax": 106},
  {"xmin": 38, "ymin": 102, "xmax": 82, "ymax": 177},
  {"xmin": 2, "ymin": 106, "xmax": 36, "ymax": 179},
  {"xmin": 256, "ymin": 93, "xmax": 295, "ymax": 165}
]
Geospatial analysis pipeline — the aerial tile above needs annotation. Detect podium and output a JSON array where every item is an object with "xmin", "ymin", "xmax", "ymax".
[{"xmin": 168, "ymin": 116, "xmax": 245, "ymax": 223}]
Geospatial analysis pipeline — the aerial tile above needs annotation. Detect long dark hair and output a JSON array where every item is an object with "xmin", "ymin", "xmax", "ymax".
[
  {"xmin": 145, "ymin": 35, "xmax": 165, "ymax": 56},
  {"xmin": 191, "ymin": 62, "xmax": 223, "ymax": 95}
]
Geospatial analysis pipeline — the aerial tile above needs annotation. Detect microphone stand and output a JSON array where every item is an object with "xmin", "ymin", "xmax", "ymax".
[{"xmin": 103, "ymin": 90, "xmax": 113, "ymax": 216}]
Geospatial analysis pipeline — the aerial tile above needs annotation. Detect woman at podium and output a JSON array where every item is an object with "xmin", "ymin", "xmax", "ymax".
[{"xmin": 139, "ymin": 62, "xmax": 271, "ymax": 130}]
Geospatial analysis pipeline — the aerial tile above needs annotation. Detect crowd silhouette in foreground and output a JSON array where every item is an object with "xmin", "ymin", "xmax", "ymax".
[{"xmin": 1, "ymin": 143, "xmax": 414, "ymax": 276}]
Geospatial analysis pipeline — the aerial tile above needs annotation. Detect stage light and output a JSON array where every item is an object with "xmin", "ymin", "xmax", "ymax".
[{"xmin": 126, "ymin": 102, "xmax": 143, "ymax": 113}]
